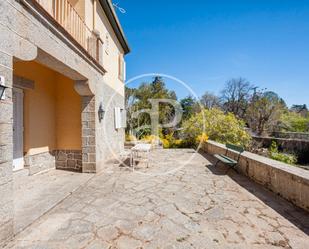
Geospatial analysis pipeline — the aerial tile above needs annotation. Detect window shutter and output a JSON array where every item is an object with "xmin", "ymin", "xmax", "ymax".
[
  {"xmin": 121, "ymin": 109, "xmax": 127, "ymax": 128},
  {"xmin": 114, "ymin": 107, "xmax": 122, "ymax": 129}
]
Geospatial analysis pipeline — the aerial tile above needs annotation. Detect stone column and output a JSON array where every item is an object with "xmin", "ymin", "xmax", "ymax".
[
  {"xmin": 75, "ymin": 81, "xmax": 97, "ymax": 173},
  {"xmin": 0, "ymin": 52, "xmax": 14, "ymax": 246},
  {"xmin": 81, "ymin": 96, "xmax": 96, "ymax": 173}
]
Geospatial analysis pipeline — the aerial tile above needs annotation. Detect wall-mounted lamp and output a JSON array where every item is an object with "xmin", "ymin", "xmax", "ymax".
[
  {"xmin": 0, "ymin": 85, "xmax": 8, "ymax": 100},
  {"xmin": 98, "ymin": 103, "xmax": 105, "ymax": 122},
  {"xmin": 0, "ymin": 76, "xmax": 7, "ymax": 100}
]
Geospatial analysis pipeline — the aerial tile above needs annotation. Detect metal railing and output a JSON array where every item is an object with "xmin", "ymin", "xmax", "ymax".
[{"xmin": 34, "ymin": 0, "xmax": 103, "ymax": 66}]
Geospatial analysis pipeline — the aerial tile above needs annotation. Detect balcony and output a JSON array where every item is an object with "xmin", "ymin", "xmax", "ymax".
[{"xmin": 32, "ymin": 0, "xmax": 103, "ymax": 67}]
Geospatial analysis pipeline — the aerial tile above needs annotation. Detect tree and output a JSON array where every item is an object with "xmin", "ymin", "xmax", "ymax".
[
  {"xmin": 125, "ymin": 76, "xmax": 178, "ymax": 137},
  {"xmin": 279, "ymin": 111, "xmax": 309, "ymax": 132},
  {"xmin": 221, "ymin": 78, "xmax": 255, "ymax": 118},
  {"xmin": 291, "ymin": 104, "xmax": 308, "ymax": 117},
  {"xmin": 180, "ymin": 95, "xmax": 200, "ymax": 120},
  {"xmin": 246, "ymin": 90, "xmax": 285, "ymax": 136},
  {"xmin": 181, "ymin": 108, "xmax": 251, "ymax": 147},
  {"xmin": 200, "ymin": 91, "xmax": 221, "ymax": 109},
  {"xmin": 125, "ymin": 86, "xmax": 138, "ymax": 134}
]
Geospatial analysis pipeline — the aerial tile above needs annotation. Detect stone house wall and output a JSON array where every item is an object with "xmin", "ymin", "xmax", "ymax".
[
  {"xmin": 54, "ymin": 150, "xmax": 83, "ymax": 172},
  {"xmin": 0, "ymin": 0, "xmax": 126, "ymax": 245},
  {"xmin": 0, "ymin": 51, "xmax": 14, "ymax": 247}
]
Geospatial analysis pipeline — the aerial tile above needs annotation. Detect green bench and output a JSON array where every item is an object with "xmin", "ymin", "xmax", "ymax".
[{"xmin": 214, "ymin": 143, "xmax": 244, "ymax": 168}]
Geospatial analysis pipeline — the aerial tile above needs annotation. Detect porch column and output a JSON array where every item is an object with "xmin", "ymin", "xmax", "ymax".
[
  {"xmin": 0, "ymin": 53, "xmax": 14, "ymax": 245},
  {"xmin": 74, "ymin": 80, "xmax": 97, "ymax": 173},
  {"xmin": 82, "ymin": 96, "xmax": 96, "ymax": 173}
]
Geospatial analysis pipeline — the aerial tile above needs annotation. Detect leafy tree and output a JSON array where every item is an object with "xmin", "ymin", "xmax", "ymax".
[
  {"xmin": 181, "ymin": 108, "xmax": 251, "ymax": 147},
  {"xmin": 125, "ymin": 76, "xmax": 177, "ymax": 137},
  {"xmin": 279, "ymin": 111, "xmax": 309, "ymax": 132},
  {"xmin": 125, "ymin": 86, "xmax": 138, "ymax": 134},
  {"xmin": 180, "ymin": 95, "xmax": 200, "ymax": 120},
  {"xmin": 246, "ymin": 90, "xmax": 285, "ymax": 135},
  {"xmin": 221, "ymin": 78, "xmax": 255, "ymax": 118},
  {"xmin": 290, "ymin": 104, "xmax": 308, "ymax": 117},
  {"xmin": 200, "ymin": 91, "xmax": 222, "ymax": 109}
]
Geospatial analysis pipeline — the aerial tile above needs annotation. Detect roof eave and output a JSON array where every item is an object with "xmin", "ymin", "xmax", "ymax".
[{"xmin": 99, "ymin": 0, "xmax": 130, "ymax": 55}]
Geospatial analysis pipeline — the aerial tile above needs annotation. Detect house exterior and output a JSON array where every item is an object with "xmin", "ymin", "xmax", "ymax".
[{"xmin": 0, "ymin": 0, "xmax": 129, "ymax": 245}]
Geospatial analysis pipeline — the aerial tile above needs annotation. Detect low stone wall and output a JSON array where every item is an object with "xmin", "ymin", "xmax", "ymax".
[
  {"xmin": 54, "ymin": 150, "xmax": 82, "ymax": 172},
  {"xmin": 24, "ymin": 152, "xmax": 55, "ymax": 175},
  {"xmin": 272, "ymin": 131, "xmax": 309, "ymax": 140},
  {"xmin": 202, "ymin": 140, "xmax": 309, "ymax": 211},
  {"xmin": 253, "ymin": 136, "xmax": 309, "ymax": 164}
]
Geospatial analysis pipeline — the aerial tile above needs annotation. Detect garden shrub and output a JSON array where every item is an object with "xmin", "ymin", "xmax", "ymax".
[
  {"xmin": 269, "ymin": 141, "xmax": 297, "ymax": 165},
  {"xmin": 181, "ymin": 108, "xmax": 251, "ymax": 147}
]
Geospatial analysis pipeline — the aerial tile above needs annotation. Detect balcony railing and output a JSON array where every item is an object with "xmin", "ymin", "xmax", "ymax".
[{"xmin": 33, "ymin": 0, "xmax": 103, "ymax": 67}]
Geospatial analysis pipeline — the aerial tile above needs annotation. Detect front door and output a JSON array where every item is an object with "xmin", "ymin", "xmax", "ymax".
[{"xmin": 13, "ymin": 88, "xmax": 24, "ymax": 171}]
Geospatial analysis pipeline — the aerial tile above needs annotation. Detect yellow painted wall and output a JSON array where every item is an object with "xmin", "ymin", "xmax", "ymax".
[
  {"xmin": 85, "ymin": 0, "xmax": 94, "ymax": 29},
  {"xmin": 13, "ymin": 61, "xmax": 81, "ymax": 156},
  {"xmin": 84, "ymin": 0, "xmax": 125, "ymax": 96},
  {"xmin": 14, "ymin": 61, "xmax": 57, "ymax": 155},
  {"xmin": 95, "ymin": 2, "xmax": 125, "ymax": 96},
  {"xmin": 69, "ymin": 0, "xmax": 86, "ymax": 20},
  {"xmin": 56, "ymin": 74, "xmax": 82, "ymax": 150}
]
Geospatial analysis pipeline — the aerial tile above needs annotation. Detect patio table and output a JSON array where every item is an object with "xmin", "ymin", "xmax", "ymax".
[{"xmin": 130, "ymin": 143, "xmax": 152, "ymax": 170}]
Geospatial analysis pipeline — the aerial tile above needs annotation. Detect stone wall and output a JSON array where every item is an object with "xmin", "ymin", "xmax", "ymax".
[
  {"xmin": 81, "ymin": 96, "xmax": 97, "ymax": 173},
  {"xmin": 24, "ymin": 152, "xmax": 55, "ymax": 175},
  {"xmin": 272, "ymin": 131, "xmax": 309, "ymax": 140},
  {"xmin": 0, "ymin": 52, "xmax": 14, "ymax": 246},
  {"xmin": 0, "ymin": 0, "xmax": 126, "ymax": 244},
  {"xmin": 253, "ymin": 136, "xmax": 309, "ymax": 164},
  {"xmin": 95, "ymin": 83, "xmax": 125, "ymax": 172},
  {"xmin": 202, "ymin": 140, "xmax": 309, "ymax": 212},
  {"xmin": 54, "ymin": 150, "xmax": 82, "ymax": 172}
]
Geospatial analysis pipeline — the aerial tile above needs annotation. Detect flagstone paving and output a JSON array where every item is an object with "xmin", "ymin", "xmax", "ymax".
[{"xmin": 5, "ymin": 149, "xmax": 309, "ymax": 249}]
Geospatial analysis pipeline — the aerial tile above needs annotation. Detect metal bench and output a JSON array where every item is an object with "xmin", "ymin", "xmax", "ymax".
[{"xmin": 214, "ymin": 143, "xmax": 244, "ymax": 168}]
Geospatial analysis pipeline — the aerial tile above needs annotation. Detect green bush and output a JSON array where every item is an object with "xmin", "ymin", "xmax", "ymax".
[
  {"xmin": 279, "ymin": 112, "xmax": 309, "ymax": 132},
  {"xmin": 269, "ymin": 141, "xmax": 297, "ymax": 165},
  {"xmin": 181, "ymin": 108, "xmax": 251, "ymax": 147}
]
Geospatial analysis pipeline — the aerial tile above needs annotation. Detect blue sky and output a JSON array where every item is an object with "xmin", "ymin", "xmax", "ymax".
[{"xmin": 116, "ymin": 0, "xmax": 309, "ymax": 107}]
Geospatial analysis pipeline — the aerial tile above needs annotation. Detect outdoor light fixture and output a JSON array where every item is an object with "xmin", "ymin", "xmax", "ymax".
[
  {"xmin": 0, "ymin": 85, "xmax": 8, "ymax": 100},
  {"xmin": 0, "ymin": 76, "xmax": 7, "ymax": 100},
  {"xmin": 98, "ymin": 103, "xmax": 105, "ymax": 122}
]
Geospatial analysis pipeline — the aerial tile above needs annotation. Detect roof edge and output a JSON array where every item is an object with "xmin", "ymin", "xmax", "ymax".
[{"xmin": 99, "ymin": 0, "xmax": 130, "ymax": 55}]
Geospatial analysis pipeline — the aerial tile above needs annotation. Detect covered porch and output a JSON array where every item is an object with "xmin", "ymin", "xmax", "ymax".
[{"xmin": 12, "ymin": 58, "xmax": 96, "ymax": 174}]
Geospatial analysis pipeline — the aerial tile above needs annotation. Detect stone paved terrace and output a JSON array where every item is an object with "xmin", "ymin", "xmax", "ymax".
[{"xmin": 5, "ymin": 149, "xmax": 309, "ymax": 249}]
